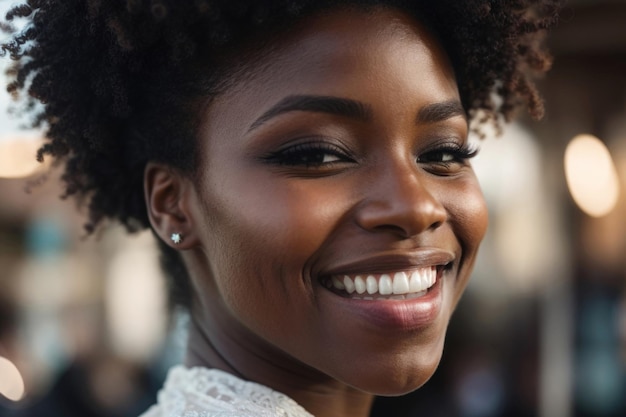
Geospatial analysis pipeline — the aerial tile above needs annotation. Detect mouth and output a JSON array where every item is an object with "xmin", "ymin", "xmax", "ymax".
[{"xmin": 320, "ymin": 265, "xmax": 447, "ymax": 301}]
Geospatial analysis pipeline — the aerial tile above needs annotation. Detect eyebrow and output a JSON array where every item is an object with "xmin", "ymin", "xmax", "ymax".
[
  {"xmin": 248, "ymin": 95, "xmax": 372, "ymax": 131},
  {"xmin": 416, "ymin": 100, "xmax": 467, "ymax": 124},
  {"xmin": 248, "ymin": 95, "xmax": 467, "ymax": 132}
]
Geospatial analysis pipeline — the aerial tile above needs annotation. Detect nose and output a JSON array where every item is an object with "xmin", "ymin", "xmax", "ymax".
[{"xmin": 355, "ymin": 160, "xmax": 447, "ymax": 238}]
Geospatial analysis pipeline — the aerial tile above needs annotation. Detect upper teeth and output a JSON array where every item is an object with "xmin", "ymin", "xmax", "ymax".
[{"xmin": 330, "ymin": 267, "xmax": 436, "ymax": 295}]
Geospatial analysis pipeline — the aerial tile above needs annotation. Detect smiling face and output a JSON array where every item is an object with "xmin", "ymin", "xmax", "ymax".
[{"xmin": 183, "ymin": 6, "xmax": 488, "ymax": 398}]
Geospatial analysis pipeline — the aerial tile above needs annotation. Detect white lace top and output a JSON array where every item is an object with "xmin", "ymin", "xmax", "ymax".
[{"xmin": 139, "ymin": 366, "xmax": 315, "ymax": 417}]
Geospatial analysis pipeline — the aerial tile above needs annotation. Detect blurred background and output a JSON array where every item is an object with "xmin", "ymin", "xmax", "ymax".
[{"xmin": 0, "ymin": 0, "xmax": 625, "ymax": 416}]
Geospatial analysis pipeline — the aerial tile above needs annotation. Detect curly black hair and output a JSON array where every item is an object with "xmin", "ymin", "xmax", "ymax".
[{"xmin": 1, "ymin": 0, "xmax": 561, "ymax": 308}]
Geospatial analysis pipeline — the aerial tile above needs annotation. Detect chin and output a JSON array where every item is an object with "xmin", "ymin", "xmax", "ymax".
[
  {"xmin": 373, "ymin": 360, "xmax": 441, "ymax": 396},
  {"xmin": 335, "ymin": 342, "xmax": 445, "ymax": 397}
]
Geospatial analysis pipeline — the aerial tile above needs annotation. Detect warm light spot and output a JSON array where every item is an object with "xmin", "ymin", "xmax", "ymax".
[
  {"xmin": 0, "ymin": 356, "xmax": 25, "ymax": 401},
  {"xmin": 105, "ymin": 232, "xmax": 167, "ymax": 362},
  {"xmin": 564, "ymin": 134, "xmax": 620, "ymax": 217},
  {"xmin": 0, "ymin": 134, "xmax": 46, "ymax": 178}
]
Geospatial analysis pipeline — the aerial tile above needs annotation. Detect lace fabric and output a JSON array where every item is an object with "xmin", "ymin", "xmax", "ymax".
[{"xmin": 139, "ymin": 366, "xmax": 315, "ymax": 417}]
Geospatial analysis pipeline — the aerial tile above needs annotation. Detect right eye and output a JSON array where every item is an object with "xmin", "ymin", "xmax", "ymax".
[{"xmin": 265, "ymin": 142, "xmax": 355, "ymax": 168}]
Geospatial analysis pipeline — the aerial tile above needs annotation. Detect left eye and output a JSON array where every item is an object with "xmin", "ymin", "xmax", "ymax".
[
  {"xmin": 417, "ymin": 144, "xmax": 479, "ymax": 173},
  {"xmin": 426, "ymin": 151, "xmax": 456, "ymax": 163}
]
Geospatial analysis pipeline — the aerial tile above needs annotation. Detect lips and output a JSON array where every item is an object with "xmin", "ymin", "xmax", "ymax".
[{"xmin": 318, "ymin": 249, "xmax": 453, "ymax": 299}]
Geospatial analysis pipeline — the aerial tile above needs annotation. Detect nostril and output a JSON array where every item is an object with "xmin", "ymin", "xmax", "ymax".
[
  {"xmin": 369, "ymin": 223, "xmax": 413, "ymax": 238},
  {"xmin": 430, "ymin": 220, "xmax": 444, "ymax": 230},
  {"xmin": 354, "ymin": 192, "xmax": 447, "ymax": 238}
]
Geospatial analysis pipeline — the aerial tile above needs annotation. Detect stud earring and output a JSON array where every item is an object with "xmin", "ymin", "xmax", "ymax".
[{"xmin": 170, "ymin": 233, "xmax": 182, "ymax": 244}]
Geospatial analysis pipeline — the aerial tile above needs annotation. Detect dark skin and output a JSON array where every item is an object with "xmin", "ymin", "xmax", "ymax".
[{"xmin": 146, "ymin": 8, "xmax": 488, "ymax": 417}]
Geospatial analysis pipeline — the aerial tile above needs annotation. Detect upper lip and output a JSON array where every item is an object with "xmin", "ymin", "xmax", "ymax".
[{"xmin": 319, "ymin": 248, "xmax": 455, "ymax": 277}]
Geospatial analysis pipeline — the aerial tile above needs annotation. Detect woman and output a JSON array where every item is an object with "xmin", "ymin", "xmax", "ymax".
[{"xmin": 2, "ymin": 1, "xmax": 560, "ymax": 416}]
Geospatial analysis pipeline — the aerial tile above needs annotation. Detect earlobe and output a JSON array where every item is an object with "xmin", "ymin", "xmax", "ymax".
[{"xmin": 144, "ymin": 162, "xmax": 198, "ymax": 249}]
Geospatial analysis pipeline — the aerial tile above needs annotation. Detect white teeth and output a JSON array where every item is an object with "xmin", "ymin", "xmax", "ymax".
[
  {"xmin": 379, "ymin": 274, "xmax": 393, "ymax": 295},
  {"xmin": 354, "ymin": 276, "xmax": 366, "ymax": 294},
  {"xmin": 423, "ymin": 269, "xmax": 432, "ymax": 287},
  {"xmin": 331, "ymin": 267, "xmax": 438, "ymax": 298},
  {"xmin": 410, "ymin": 269, "xmax": 435, "ymax": 293},
  {"xmin": 421, "ymin": 271, "xmax": 429, "ymax": 289},
  {"xmin": 366, "ymin": 275, "xmax": 377, "ymax": 294},
  {"xmin": 343, "ymin": 275, "xmax": 355, "ymax": 294},
  {"xmin": 409, "ymin": 271, "xmax": 422, "ymax": 292},
  {"xmin": 392, "ymin": 272, "xmax": 410, "ymax": 294},
  {"xmin": 332, "ymin": 277, "xmax": 345, "ymax": 290}
]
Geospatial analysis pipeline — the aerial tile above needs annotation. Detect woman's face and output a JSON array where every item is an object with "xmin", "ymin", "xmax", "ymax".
[{"xmin": 186, "ymin": 7, "xmax": 488, "ymax": 394}]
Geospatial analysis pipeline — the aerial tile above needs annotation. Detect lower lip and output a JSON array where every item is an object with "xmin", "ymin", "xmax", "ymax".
[{"xmin": 319, "ymin": 275, "xmax": 444, "ymax": 331}]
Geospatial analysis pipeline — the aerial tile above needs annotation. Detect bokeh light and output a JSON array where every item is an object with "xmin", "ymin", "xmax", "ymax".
[
  {"xmin": 105, "ymin": 232, "xmax": 168, "ymax": 363},
  {"xmin": 564, "ymin": 134, "xmax": 620, "ymax": 217},
  {"xmin": 0, "ymin": 356, "xmax": 25, "ymax": 402},
  {"xmin": 0, "ymin": 134, "xmax": 45, "ymax": 179}
]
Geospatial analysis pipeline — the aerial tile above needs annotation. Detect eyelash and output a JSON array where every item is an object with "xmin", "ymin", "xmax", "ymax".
[
  {"xmin": 417, "ymin": 142, "xmax": 479, "ymax": 166},
  {"xmin": 263, "ymin": 142, "xmax": 354, "ymax": 167},
  {"xmin": 263, "ymin": 140, "xmax": 478, "ymax": 171}
]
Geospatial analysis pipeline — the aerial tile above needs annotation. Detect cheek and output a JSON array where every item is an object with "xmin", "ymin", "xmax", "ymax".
[
  {"xmin": 214, "ymin": 183, "xmax": 341, "ymax": 262},
  {"xmin": 434, "ymin": 176, "xmax": 487, "ymax": 307},
  {"xmin": 197, "ymin": 175, "xmax": 346, "ymax": 309},
  {"xmin": 445, "ymin": 177, "xmax": 488, "ymax": 252}
]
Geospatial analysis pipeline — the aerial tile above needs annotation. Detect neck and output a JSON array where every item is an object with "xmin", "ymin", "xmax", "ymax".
[{"xmin": 185, "ymin": 311, "xmax": 374, "ymax": 417}]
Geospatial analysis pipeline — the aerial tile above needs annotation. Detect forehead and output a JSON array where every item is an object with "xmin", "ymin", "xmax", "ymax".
[
  {"xmin": 236, "ymin": 7, "xmax": 454, "ymax": 90},
  {"xmin": 204, "ymin": 7, "xmax": 459, "ymax": 135}
]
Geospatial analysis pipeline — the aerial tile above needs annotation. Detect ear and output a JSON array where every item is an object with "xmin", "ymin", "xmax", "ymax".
[{"xmin": 144, "ymin": 162, "xmax": 199, "ymax": 249}]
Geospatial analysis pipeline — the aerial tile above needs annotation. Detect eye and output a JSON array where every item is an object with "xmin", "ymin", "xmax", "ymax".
[
  {"xmin": 417, "ymin": 142, "xmax": 479, "ymax": 174},
  {"xmin": 264, "ymin": 141, "xmax": 355, "ymax": 168}
]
